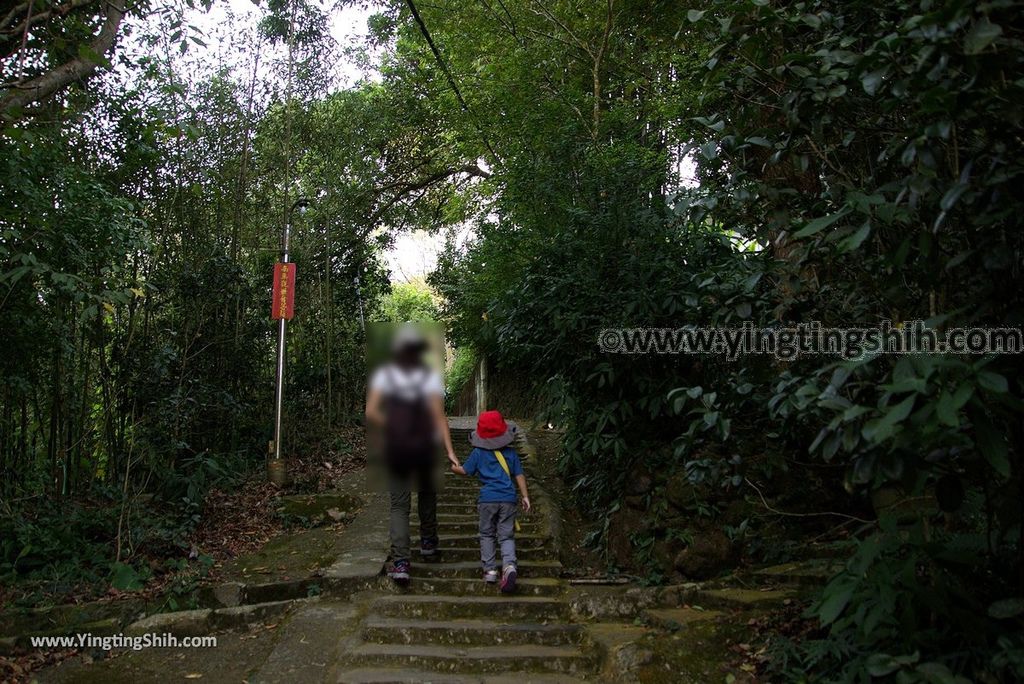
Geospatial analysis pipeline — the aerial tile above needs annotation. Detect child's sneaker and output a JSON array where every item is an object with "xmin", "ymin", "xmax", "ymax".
[
  {"xmin": 483, "ymin": 568, "xmax": 499, "ymax": 583},
  {"xmin": 388, "ymin": 559, "xmax": 411, "ymax": 586},
  {"xmin": 420, "ymin": 538, "xmax": 438, "ymax": 557},
  {"xmin": 500, "ymin": 564, "xmax": 517, "ymax": 593}
]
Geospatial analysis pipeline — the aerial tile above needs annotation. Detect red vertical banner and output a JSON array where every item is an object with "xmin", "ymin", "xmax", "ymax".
[{"xmin": 271, "ymin": 262, "xmax": 296, "ymax": 320}]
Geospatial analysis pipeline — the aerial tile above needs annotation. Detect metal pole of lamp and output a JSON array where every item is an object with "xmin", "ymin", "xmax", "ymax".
[{"xmin": 268, "ymin": 198, "xmax": 308, "ymax": 485}]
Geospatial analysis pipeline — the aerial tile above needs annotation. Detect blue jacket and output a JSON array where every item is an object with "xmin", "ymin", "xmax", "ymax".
[{"xmin": 462, "ymin": 447, "xmax": 523, "ymax": 503}]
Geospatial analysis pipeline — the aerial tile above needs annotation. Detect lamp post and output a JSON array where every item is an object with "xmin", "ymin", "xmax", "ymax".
[{"xmin": 268, "ymin": 197, "xmax": 309, "ymax": 485}]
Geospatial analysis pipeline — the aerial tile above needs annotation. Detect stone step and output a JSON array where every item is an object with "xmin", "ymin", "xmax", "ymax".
[
  {"xmin": 437, "ymin": 533, "xmax": 552, "ymax": 549},
  {"xmin": 690, "ymin": 587, "xmax": 799, "ymax": 610},
  {"xmin": 745, "ymin": 560, "xmax": 841, "ymax": 587},
  {"xmin": 404, "ymin": 560, "xmax": 562, "ymax": 580},
  {"xmin": 335, "ymin": 668, "xmax": 584, "ymax": 683},
  {"xmin": 429, "ymin": 521, "xmax": 547, "ymax": 535},
  {"xmin": 411, "ymin": 507, "xmax": 536, "ymax": 520},
  {"xmin": 363, "ymin": 617, "xmax": 585, "ymax": 647},
  {"xmin": 338, "ymin": 643, "xmax": 596, "ymax": 676},
  {"xmin": 644, "ymin": 607, "xmax": 723, "ymax": 630},
  {"xmin": 431, "ymin": 527, "xmax": 547, "ymax": 539},
  {"xmin": 372, "ymin": 595, "xmax": 569, "ymax": 622},
  {"xmin": 392, "ymin": 577, "xmax": 563, "ymax": 597},
  {"xmin": 434, "ymin": 492, "xmax": 483, "ymax": 501},
  {"xmin": 420, "ymin": 546, "xmax": 558, "ymax": 563},
  {"xmin": 413, "ymin": 512, "xmax": 539, "ymax": 524},
  {"xmin": 421, "ymin": 512, "xmax": 542, "ymax": 523}
]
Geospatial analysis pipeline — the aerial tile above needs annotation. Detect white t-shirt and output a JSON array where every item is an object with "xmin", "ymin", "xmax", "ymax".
[{"xmin": 370, "ymin": 364, "xmax": 444, "ymax": 402}]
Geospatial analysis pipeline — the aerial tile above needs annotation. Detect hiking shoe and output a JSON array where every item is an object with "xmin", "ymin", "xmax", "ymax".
[
  {"xmin": 483, "ymin": 568, "xmax": 499, "ymax": 583},
  {"xmin": 388, "ymin": 559, "xmax": 411, "ymax": 586},
  {"xmin": 500, "ymin": 564, "xmax": 517, "ymax": 593},
  {"xmin": 420, "ymin": 538, "xmax": 438, "ymax": 557}
]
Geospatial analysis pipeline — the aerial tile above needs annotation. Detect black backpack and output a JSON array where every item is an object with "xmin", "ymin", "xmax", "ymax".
[{"xmin": 383, "ymin": 366, "xmax": 435, "ymax": 464}]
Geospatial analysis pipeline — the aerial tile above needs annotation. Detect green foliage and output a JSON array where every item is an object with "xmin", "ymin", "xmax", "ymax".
[
  {"xmin": 376, "ymin": 281, "xmax": 439, "ymax": 323},
  {"xmin": 0, "ymin": 2, "xmax": 388, "ymax": 604},
  {"xmin": 420, "ymin": 0, "xmax": 1024, "ymax": 679},
  {"xmin": 445, "ymin": 345, "xmax": 478, "ymax": 411},
  {"xmin": 0, "ymin": 492, "xmax": 205, "ymax": 605},
  {"xmin": 770, "ymin": 518, "xmax": 1023, "ymax": 682}
]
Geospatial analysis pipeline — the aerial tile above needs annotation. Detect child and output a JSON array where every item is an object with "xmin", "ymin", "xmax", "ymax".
[{"xmin": 449, "ymin": 410, "xmax": 531, "ymax": 593}]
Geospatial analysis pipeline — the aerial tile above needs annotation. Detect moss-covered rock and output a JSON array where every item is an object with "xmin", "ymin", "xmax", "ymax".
[{"xmin": 673, "ymin": 529, "xmax": 734, "ymax": 580}]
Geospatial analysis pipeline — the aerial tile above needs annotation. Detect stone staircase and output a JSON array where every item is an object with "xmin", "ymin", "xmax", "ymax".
[{"xmin": 332, "ymin": 423, "xmax": 601, "ymax": 682}]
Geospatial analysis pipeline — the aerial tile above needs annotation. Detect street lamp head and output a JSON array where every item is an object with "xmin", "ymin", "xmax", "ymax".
[{"xmin": 292, "ymin": 198, "xmax": 311, "ymax": 217}]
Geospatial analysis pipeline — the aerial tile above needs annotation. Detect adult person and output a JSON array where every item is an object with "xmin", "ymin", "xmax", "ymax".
[{"xmin": 365, "ymin": 324, "xmax": 459, "ymax": 585}]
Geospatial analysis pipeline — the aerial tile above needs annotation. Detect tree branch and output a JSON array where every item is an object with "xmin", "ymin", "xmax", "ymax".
[
  {"xmin": 0, "ymin": 0, "xmax": 125, "ymax": 119},
  {"xmin": 1, "ymin": 0, "xmax": 98, "ymax": 37},
  {"xmin": 366, "ymin": 163, "xmax": 490, "ymax": 226}
]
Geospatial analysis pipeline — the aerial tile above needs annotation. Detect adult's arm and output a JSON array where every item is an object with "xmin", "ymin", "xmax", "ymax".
[
  {"xmin": 365, "ymin": 387, "xmax": 385, "ymax": 426},
  {"xmin": 431, "ymin": 395, "xmax": 458, "ymax": 466}
]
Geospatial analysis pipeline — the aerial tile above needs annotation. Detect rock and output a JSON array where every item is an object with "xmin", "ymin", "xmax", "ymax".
[
  {"xmin": 210, "ymin": 600, "xmax": 297, "ymax": 630},
  {"xmin": 720, "ymin": 499, "xmax": 750, "ymax": 526},
  {"xmin": 615, "ymin": 642, "xmax": 654, "ymax": 671},
  {"xmin": 673, "ymin": 530, "xmax": 733, "ymax": 580},
  {"xmin": 568, "ymin": 586, "xmax": 660, "ymax": 620},
  {"xmin": 201, "ymin": 582, "xmax": 243, "ymax": 608},
  {"xmin": 665, "ymin": 473, "xmax": 700, "ymax": 510},
  {"xmin": 245, "ymin": 579, "xmax": 317, "ymax": 604},
  {"xmin": 607, "ymin": 506, "xmax": 649, "ymax": 569},
  {"xmin": 125, "ymin": 609, "xmax": 212, "ymax": 637},
  {"xmin": 624, "ymin": 495, "xmax": 647, "ymax": 511},
  {"xmin": 652, "ymin": 539, "xmax": 681, "ymax": 572},
  {"xmin": 625, "ymin": 473, "xmax": 654, "ymax": 496}
]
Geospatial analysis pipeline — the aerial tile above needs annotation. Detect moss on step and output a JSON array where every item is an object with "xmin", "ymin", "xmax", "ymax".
[
  {"xmin": 693, "ymin": 587, "xmax": 798, "ymax": 609},
  {"xmin": 275, "ymin": 492, "xmax": 362, "ymax": 524},
  {"xmin": 645, "ymin": 607, "xmax": 723, "ymax": 631},
  {"xmin": 633, "ymin": 618, "xmax": 755, "ymax": 683},
  {"xmin": 218, "ymin": 526, "xmax": 349, "ymax": 584},
  {"xmin": 748, "ymin": 559, "xmax": 841, "ymax": 586}
]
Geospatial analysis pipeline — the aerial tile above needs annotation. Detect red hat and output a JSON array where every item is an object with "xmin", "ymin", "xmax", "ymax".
[
  {"xmin": 476, "ymin": 410, "xmax": 508, "ymax": 438},
  {"xmin": 470, "ymin": 410, "xmax": 518, "ymax": 448}
]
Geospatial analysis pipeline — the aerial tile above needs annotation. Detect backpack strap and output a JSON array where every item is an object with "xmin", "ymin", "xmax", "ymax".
[{"xmin": 493, "ymin": 450, "xmax": 522, "ymax": 532}]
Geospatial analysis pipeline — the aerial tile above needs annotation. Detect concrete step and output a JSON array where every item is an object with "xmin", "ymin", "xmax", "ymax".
[
  {"xmin": 412, "ymin": 508, "xmax": 538, "ymax": 521},
  {"xmin": 431, "ymin": 500, "xmax": 484, "ymax": 509},
  {"xmin": 643, "ymin": 607, "xmax": 722, "ymax": 630},
  {"xmin": 429, "ymin": 522, "xmax": 547, "ymax": 536},
  {"xmin": 413, "ymin": 512, "xmax": 542, "ymax": 522},
  {"xmin": 363, "ymin": 617, "xmax": 585, "ymax": 647},
  {"xmin": 421, "ymin": 526, "xmax": 547, "ymax": 537},
  {"xmin": 335, "ymin": 668, "xmax": 585, "ymax": 683},
  {"xmin": 420, "ymin": 546, "xmax": 557, "ymax": 563},
  {"xmin": 404, "ymin": 560, "xmax": 562, "ymax": 580},
  {"xmin": 744, "ymin": 560, "xmax": 841, "ymax": 587},
  {"xmin": 392, "ymin": 577, "xmax": 563, "ymax": 597},
  {"xmin": 372, "ymin": 595, "xmax": 569, "ymax": 621},
  {"xmin": 438, "ymin": 533, "xmax": 552, "ymax": 549},
  {"xmin": 413, "ymin": 512, "xmax": 539, "ymax": 524},
  {"xmin": 691, "ymin": 587, "xmax": 799, "ymax": 610},
  {"xmin": 338, "ymin": 643, "xmax": 596, "ymax": 676}
]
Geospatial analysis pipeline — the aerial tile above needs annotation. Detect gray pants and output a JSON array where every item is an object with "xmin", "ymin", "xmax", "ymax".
[
  {"xmin": 389, "ymin": 462, "xmax": 437, "ymax": 561},
  {"xmin": 479, "ymin": 502, "xmax": 517, "ymax": 570}
]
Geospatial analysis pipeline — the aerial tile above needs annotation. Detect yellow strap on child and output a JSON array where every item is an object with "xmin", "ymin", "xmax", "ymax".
[{"xmin": 493, "ymin": 450, "xmax": 522, "ymax": 532}]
